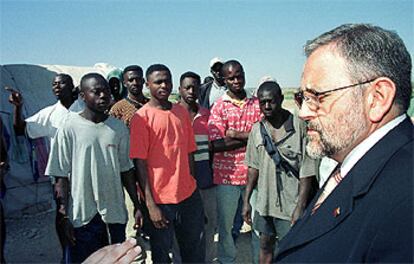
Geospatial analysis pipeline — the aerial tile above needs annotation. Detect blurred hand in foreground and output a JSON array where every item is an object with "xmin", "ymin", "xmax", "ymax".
[{"xmin": 83, "ymin": 238, "xmax": 141, "ymax": 264}]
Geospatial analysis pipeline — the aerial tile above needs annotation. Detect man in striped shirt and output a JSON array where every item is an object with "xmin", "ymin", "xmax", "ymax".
[{"xmin": 178, "ymin": 71, "xmax": 216, "ymax": 262}]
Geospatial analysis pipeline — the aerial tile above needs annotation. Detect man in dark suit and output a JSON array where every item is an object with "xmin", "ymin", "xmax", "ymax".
[
  {"xmin": 275, "ymin": 24, "xmax": 413, "ymax": 263},
  {"xmin": 198, "ymin": 57, "xmax": 226, "ymax": 109}
]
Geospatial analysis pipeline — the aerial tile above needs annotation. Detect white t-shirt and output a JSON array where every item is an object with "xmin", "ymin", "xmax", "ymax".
[
  {"xmin": 25, "ymin": 99, "xmax": 84, "ymax": 143},
  {"xmin": 208, "ymin": 82, "xmax": 227, "ymax": 108},
  {"xmin": 45, "ymin": 113, "xmax": 133, "ymax": 227}
]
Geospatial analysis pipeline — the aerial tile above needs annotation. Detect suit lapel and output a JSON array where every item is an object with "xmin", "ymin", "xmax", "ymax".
[
  {"xmin": 279, "ymin": 172, "xmax": 355, "ymax": 250},
  {"xmin": 278, "ymin": 117, "xmax": 414, "ymax": 254}
]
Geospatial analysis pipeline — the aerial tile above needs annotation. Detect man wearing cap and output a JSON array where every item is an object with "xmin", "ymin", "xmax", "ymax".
[{"xmin": 199, "ymin": 57, "xmax": 227, "ymax": 109}]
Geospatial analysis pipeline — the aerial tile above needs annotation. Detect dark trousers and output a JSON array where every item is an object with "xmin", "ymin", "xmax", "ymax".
[
  {"xmin": 148, "ymin": 190, "xmax": 205, "ymax": 263},
  {"xmin": 55, "ymin": 202, "xmax": 67, "ymax": 260},
  {"xmin": 70, "ymin": 214, "xmax": 126, "ymax": 263},
  {"xmin": 53, "ymin": 183, "xmax": 69, "ymax": 261}
]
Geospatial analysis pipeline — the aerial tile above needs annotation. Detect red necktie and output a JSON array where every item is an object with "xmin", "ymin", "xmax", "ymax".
[{"xmin": 312, "ymin": 165, "xmax": 342, "ymax": 215}]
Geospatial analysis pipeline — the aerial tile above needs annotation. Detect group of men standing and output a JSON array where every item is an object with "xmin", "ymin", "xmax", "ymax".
[{"xmin": 2, "ymin": 22, "xmax": 413, "ymax": 264}]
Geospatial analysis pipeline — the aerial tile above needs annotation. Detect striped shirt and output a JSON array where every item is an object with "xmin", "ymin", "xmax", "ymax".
[{"xmin": 192, "ymin": 106, "xmax": 214, "ymax": 189}]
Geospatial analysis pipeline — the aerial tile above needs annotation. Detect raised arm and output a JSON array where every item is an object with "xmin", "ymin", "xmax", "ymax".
[{"xmin": 7, "ymin": 88, "xmax": 26, "ymax": 135}]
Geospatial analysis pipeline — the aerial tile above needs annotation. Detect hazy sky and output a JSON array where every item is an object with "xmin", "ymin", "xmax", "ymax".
[{"xmin": 1, "ymin": 0, "xmax": 413, "ymax": 88}]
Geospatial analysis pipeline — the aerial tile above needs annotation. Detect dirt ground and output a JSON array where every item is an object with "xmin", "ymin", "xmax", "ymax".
[{"xmin": 4, "ymin": 210, "xmax": 253, "ymax": 263}]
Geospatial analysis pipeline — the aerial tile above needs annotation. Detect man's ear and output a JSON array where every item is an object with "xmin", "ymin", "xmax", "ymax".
[
  {"xmin": 79, "ymin": 91, "xmax": 85, "ymax": 101},
  {"xmin": 366, "ymin": 77, "xmax": 396, "ymax": 123}
]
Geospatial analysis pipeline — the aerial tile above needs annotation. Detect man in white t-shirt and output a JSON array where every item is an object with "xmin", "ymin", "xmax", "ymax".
[
  {"xmin": 8, "ymin": 73, "xmax": 84, "ymax": 145},
  {"xmin": 8, "ymin": 73, "xmax": 84, "ymax": 261}
]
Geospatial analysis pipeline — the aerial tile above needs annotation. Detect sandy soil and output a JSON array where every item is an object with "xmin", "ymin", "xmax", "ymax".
[{"xmin": 4, "ymin": 210, "xmax": 253, "ymax": 263}]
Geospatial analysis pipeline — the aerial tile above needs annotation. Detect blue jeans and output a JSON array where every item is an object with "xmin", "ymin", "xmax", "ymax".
[
  {"xmin": 200, "ymin": 186, "xmax": 218, "ymax": 262},
  {"xmin": 250, "ymin": 189, "xmax": 260, "ymax": 264},
  {"xmin": 231, "ymin": 197, "xmax": 244, "ymax": 241},
  {"xmin": 70, "ymin": 214, "xmax": 126, "ymax": 263},
  {"xmin": 216, "ymin": 184, "xmax": 245, "ymax": 263},
  {"xmin": 148, "ymin": 190, "xmax": 205, "ymax": 263}
]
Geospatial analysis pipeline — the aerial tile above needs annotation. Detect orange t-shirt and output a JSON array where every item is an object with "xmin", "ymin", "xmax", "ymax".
[{"xmin": 130, "ymin": 103, "xmax": 197, "ymax": 204}]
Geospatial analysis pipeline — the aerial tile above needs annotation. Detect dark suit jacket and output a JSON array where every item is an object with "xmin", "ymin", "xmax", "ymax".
[
  {"xmin": 275, "ymin": 117, "xmax": 413, "ymax": 263},
  {"xmin": 198, "ymin": 81, "xmax": 213, "ymax": 109}
]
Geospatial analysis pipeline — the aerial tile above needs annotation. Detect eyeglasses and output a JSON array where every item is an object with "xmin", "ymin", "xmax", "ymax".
[{"xmin": 294, "ymin": 78, "xmax": 376, "ymax": 110}]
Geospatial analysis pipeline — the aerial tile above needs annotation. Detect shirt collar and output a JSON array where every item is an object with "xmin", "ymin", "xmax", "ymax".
[
  {"xmin": 282, "ymin": 113, "xmax": 294, "ymax": 133},
  {"xmin": 212, "ymin": 81, "xmax": 226, "ymax": 91},
  {"xmin": 221, "ymin": 90, "xmax": 253, "ymax": 102},
  {"xmin": 56, "ymin": 100, "xmax": 71, "ymax": 112},
  {"xmin": 56, "ymin": 100, "xmax": 65, "ymax": 108},
  {"xmin": 176, "ymin": 102, "xmax": 208, "ymax": 120},
  {"xmin": 340, "ymin": 114, "xmax": 407, "ymax": 177},
  {"xmin": 262, "ymin": 112, "xmax": 294, "ymax": 143}
]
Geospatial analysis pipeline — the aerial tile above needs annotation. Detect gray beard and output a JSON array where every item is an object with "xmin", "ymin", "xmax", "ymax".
[{"xmin": 305, "ymin": 98, "xmax": 368, "ymax": 159}]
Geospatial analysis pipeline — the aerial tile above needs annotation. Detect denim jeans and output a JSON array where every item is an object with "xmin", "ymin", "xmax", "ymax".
[
  {"xmin": 70, "ymin": 214, "xmax": 126, "ymax": 263},
  {"xmin": 148, "ymin": 190, "xmax": 205, "ymax": 264},
  {"xmin": 216, "ymin": 184, "xmax": 245, "ymax": 263},
  {"xmin": 231, "ymin": 197, "xmax": 244, "ymax": 241},
  {"xmin": 250, "ymin": 189, "xmax": 260, "ymax": 264},
  {"xmin": 200, "ymin": 186, "xmax": 217, "ymax": 262}
]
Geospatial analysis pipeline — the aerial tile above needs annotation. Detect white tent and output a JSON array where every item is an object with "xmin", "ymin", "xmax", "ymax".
[{"xmin": 1, "ymin": 63, "xmax": 116, "ymax": 216}]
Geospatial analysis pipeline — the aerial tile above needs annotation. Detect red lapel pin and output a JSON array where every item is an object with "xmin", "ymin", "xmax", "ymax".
[{"xmin": 333, "ymin": 207, "xmax": 341, "ymax": 217}]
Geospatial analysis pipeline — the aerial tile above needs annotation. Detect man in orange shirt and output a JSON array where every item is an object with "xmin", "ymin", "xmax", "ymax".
[{"xmin": 129, "ymin": 64, "xmax": 205, "ymax": 263}]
